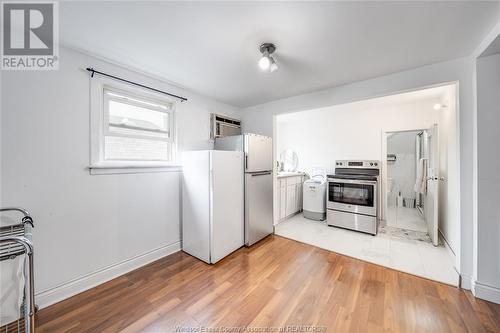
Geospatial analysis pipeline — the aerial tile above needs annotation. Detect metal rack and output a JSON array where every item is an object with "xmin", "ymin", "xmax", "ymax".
[{"xmin": 0, "ymin": 208, "xmax": 35, "ymax": 333}]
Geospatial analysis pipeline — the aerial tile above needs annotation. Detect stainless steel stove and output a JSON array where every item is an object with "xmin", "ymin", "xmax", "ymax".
[{"xmin": 327, "ymin": 160, "xmax": 380, "ymax": 235}]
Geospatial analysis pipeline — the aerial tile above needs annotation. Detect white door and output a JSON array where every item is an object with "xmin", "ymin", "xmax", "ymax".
[
  {"xmin": 210, "ymin": 150, "xmax": 244, "ymax": 263},
  {"xmin": 425, "ymin": 124, "xmax": 439, "ymax": 246},
  {"xmin": 182, "ymin": 151, "xmax": 211, "ymax": 263},
  {"xmin": 245, "ymin": 134, "xmax": 273, "ymax": 172}
]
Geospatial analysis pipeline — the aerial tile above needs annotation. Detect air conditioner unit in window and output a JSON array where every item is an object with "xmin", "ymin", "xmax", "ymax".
[{"xmin": 210, "ymin": 114, "xmax": 241, "ymax": 139}]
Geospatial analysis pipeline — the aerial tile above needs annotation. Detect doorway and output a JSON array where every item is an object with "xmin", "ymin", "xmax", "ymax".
[
  {"xmin": 383, "ymin": 126, "xmax": 439, "ymax": 245},
  {"xmin": 386, "ymin": 130, "xmax": 427, "ymax": 231}
]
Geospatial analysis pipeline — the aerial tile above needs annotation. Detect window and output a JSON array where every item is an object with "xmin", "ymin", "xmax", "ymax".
[
  {"xmin": 103, "ymin": 88, "xmax": 173, "ymax": 161},
  {"xmin": 90, "ymin": 82, "xmax": 176, "ymax": 172}
]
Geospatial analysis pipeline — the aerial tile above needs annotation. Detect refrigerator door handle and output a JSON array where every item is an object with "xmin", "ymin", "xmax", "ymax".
[
  {"xmin": 245, "ymin": 154, "xmax": 248, "ymax": 171},
  {"xmin": 251, "ymin": 171, "xmax": 272, "ymax": 176}
]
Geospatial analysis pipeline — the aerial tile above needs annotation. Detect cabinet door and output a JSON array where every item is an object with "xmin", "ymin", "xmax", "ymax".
[
  {"xmin": 299, "ymin": 177, "xmax": 304, "ymax": 210},
  {"xmin": 296, "ymin": 181, "xmax": 303, "ymax": 211},
  {"xmin": 279, "ymin": 182, "xmax": 286, "ymax": 220},
  {"xmin": 286, "ymin": 184, "xmax": 297, "ymax": 216}
]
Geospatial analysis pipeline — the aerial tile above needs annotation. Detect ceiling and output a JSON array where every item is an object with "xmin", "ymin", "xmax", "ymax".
[
  {"xmin": 481, "ymin": 35, "xmax": 500, "ymax": 57},
  {"xmin": 60, "ymin": 1, "xmax": 500, "ymax": 108}
]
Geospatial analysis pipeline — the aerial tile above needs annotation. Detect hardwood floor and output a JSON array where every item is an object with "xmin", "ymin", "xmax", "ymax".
[{"xmin": 36, "ymin": 235, "xmax": 500, "ymax": 333}]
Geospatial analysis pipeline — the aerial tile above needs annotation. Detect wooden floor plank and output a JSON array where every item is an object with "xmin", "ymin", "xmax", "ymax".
[{"xmin": 35, "ymin": 235, "xmax": 500, "ymax": 333}]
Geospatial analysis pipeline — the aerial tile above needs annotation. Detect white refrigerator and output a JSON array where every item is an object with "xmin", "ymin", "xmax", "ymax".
[
  {"xmin": 215, "ymin": 134, "xmax": 273, "ymax": 246},
  {"xmin": 182, "ymin": 150, "xmax": 244, "ymax": 264}
]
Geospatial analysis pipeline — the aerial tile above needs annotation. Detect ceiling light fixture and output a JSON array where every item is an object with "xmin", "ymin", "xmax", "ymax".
[{"xmin": 259, "ymin": 43, "xmax": 278, "ymax": 72}]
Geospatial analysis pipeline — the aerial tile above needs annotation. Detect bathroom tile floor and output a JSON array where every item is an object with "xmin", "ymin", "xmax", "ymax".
[
  {"xmin": 378, "ymin": 224, "xmax": 432, "ymax": 242},
  {"xmin": 275, "ymin": 214, "xmax": 459, "ymax": 286},
  {"xmin": 386, "ymin": 205, "xmax": 427, "ymax": 232}
]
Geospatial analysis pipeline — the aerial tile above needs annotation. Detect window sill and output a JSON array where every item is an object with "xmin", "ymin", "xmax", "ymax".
[{"xmin": 89, "ymin": 162, "xmax": 182, "ymax": 175}]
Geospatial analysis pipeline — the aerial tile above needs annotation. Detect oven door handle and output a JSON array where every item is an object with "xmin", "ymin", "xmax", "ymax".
[{"xmin": 328, "ymin": 178, "xmax": 378, "ymax": 185}]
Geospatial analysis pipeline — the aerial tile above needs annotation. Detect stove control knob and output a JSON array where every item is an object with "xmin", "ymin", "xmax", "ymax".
[
  {"xmin": 370, "ymin": 162, "xmax": 373, "ymax": 166},
  {"xmin": 374, "ymin": 162, "xmax": 378, "ymax": 166}
]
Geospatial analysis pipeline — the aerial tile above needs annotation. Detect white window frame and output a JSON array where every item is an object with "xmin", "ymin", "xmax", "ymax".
[{"xmin": 89, "ymin": 76, "xmax": 179, "ymax": 174}]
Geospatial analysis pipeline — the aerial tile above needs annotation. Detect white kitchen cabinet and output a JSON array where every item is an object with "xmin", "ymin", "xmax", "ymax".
[
  {"xmin": 277, "ymin": 174, "xmax": 304, "ymax": 222},
  {"xmin": 286, "ymin": 184, "xmax": 296, "ymax": 216},
  {"xmin": 279, "ymin": 180, "xmax": 286, "ymax": 220},
  {"xmin": 296, "ymin": 181, "xmax": 303, "ymax": 211}
]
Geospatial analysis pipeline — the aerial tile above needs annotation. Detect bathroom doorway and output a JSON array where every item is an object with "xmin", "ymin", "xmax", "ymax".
[
  {"xmin": 382, "ymin": 124, "xmax": 440, "ymax": 245},
  {"xmin": 385, "ymin": 130, "xmax": 428, "ymax": 236}
]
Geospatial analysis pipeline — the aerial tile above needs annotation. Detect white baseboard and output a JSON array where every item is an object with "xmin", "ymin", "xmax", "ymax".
[
  {"xmin": 460, "ymin": 274, "xmax": 473, "ymax": 290},
  {"xmin": 474, "ymin": 281, "xmax": 500, "ymax": 304},
  {"xmin": 35, "ymin": 241, "xmax": 181, "ymax": 309}
]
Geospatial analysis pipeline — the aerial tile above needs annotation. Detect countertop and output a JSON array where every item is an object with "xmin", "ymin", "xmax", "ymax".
[{"xmin": 277, "ymin": 172, "xmax": 306, "ymax": 179}]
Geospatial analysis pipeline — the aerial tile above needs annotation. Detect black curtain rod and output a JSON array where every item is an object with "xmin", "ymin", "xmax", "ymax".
[{"xmin": 86, "ymin": 67, "xmax": 187, "ymax": 102}]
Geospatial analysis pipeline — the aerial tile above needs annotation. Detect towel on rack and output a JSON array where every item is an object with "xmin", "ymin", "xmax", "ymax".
[
  {"xmin": 414, "ymin": 158, "xmax": 428, "ymax": 194},
  {"xmin": 0, "ymin": 256, "xmax": 25, "ymax": 326}
]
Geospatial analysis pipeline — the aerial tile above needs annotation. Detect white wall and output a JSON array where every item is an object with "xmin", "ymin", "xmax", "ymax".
[
  {"xmin": 0, "ymin": 47, "xmax": 240, "ymax": 308},
  {"xmin": 475, "ymin": 52, "xmax": 500, "ymax": 302},
  {"xmin": 243, "ymin": 57, "xmax": 473, "ymax": 286},
  {"xmin": 276, "ymin": 99, "xmax": 437, "ymax": 173}
]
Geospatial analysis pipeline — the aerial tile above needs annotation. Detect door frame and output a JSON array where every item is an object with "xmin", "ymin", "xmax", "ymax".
[
  {"xmin": 382, "ymin": 125, "xmax": 439, "ymax": 246},
  {"xmin": 272, "ymin": 114, "xmax": 279, "ymax": 226},
  {"xmin": 381, "ymin": 127, "xmax": 429, "ymax": 222}
]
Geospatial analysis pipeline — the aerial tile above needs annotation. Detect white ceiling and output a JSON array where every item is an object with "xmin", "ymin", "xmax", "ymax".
[
  {"xmin": 481, "ymin": 35, "xmax": 500, "ymax": 57},
  {"xmin": 60, "ymin": 1, "xmax": 500, "ymax": 107}
]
